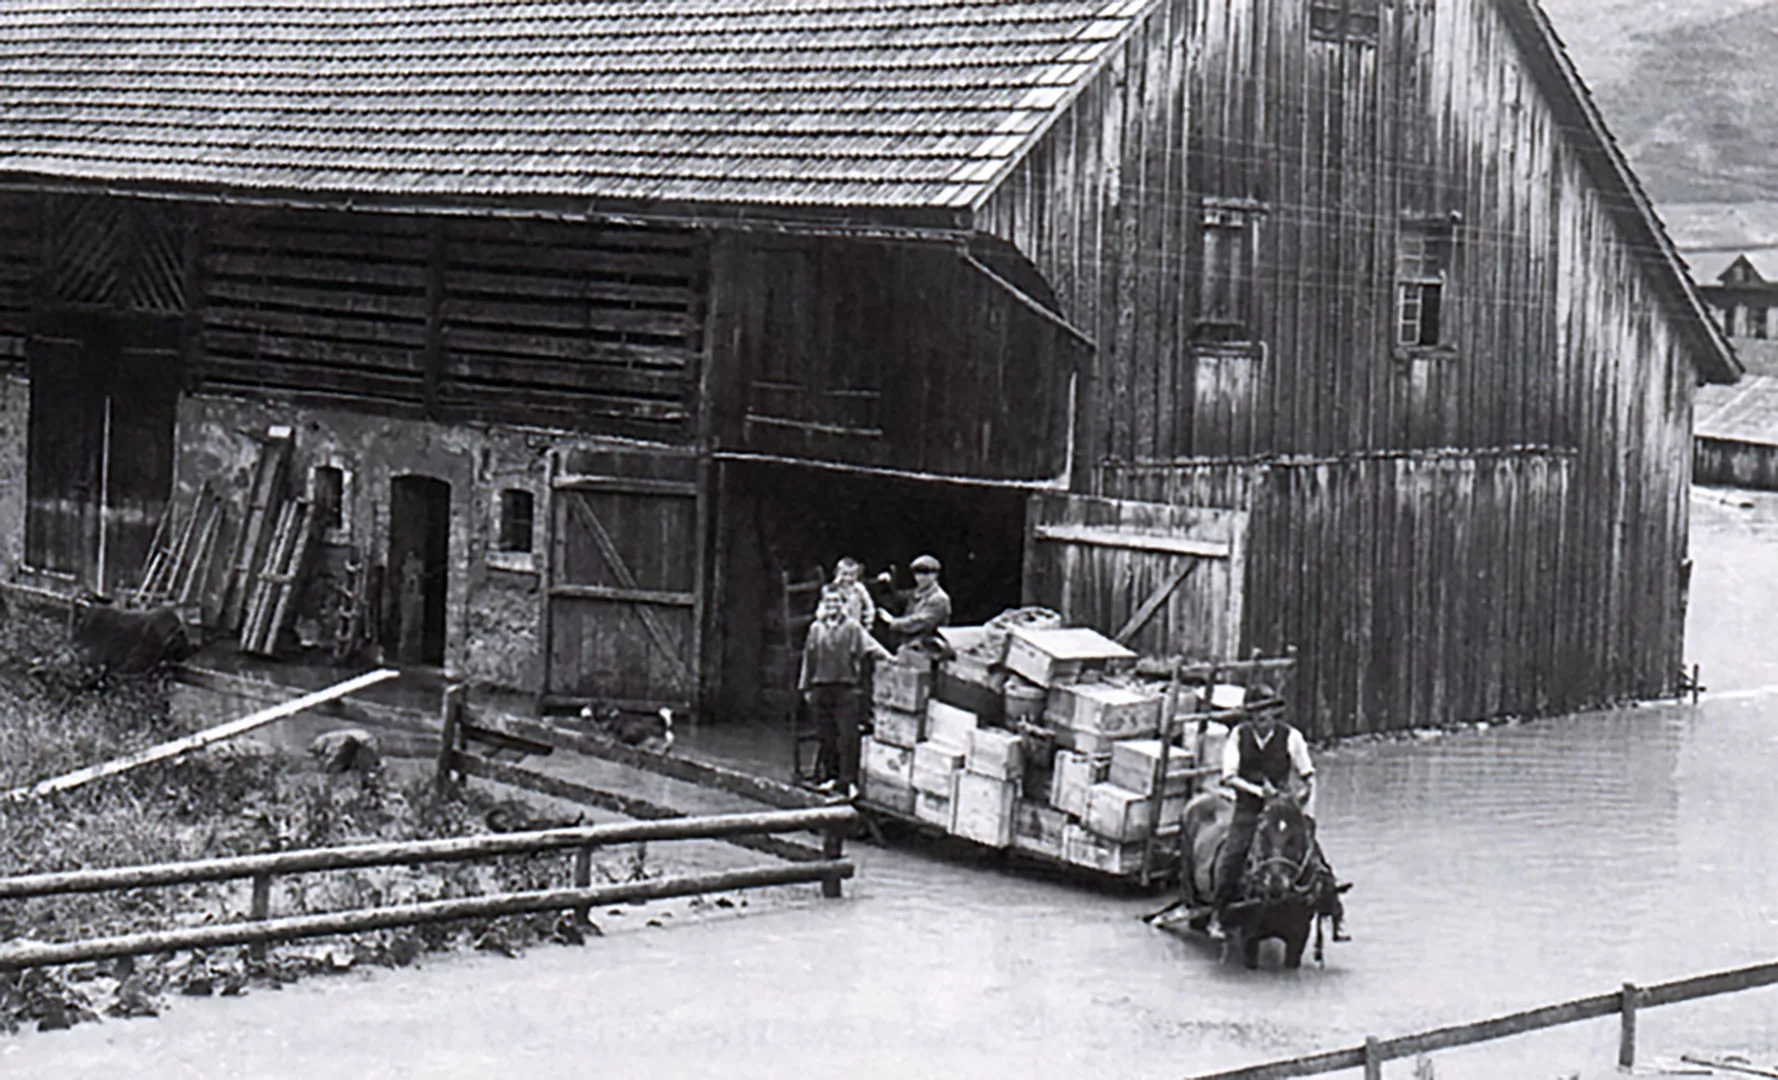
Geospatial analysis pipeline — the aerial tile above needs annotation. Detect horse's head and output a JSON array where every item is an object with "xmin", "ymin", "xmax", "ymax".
[{"xmin": 1244, "ymin": 789, "xmax": 1314, "ymax": 903}]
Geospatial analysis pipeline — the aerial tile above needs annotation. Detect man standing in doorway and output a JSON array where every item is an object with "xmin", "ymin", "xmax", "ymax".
[
  {"xmin": 877, "ymin": 553, "xmax": 952, "ymax": 652},
  {"xmin": 801, "ymin": 586, "xmax": 892, "ymax": 797}
]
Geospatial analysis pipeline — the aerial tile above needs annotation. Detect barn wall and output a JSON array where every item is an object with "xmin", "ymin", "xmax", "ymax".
[
  {"xmin": 0, "ymin": 375, "xmax": 26, "ymax": 579},
  {"xmin": 983, "ymin": 0, "xmax": 1705, "ymax": 731},
  {"xmin": 175, "ymin": 395, "xmax": 554, "ymax": 691},
  {"xmin": 1695, "ymin": 438, "xmax": 1778, "ymax": 491}
]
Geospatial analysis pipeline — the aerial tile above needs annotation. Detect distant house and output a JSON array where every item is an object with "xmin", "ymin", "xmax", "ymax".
[
  {"xmin": 1662, "ymin": 202, "xmax": 1778, "ymax": 487},
  {"xmin": 0, "ymin": 0, "xmax": 1737, "ymax": 737}
]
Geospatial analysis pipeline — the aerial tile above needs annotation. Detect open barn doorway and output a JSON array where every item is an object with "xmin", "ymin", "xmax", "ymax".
[
  {"xmin": 711, "ymin": 460, "xmax": 1029, "ymax": 725},
  {"xmin": 386, "ymin": 475, "xmax": 450, "ymax": 666}
]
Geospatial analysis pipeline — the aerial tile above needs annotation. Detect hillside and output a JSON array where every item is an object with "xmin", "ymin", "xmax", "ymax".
[{"xmin": 1539, "ymin": 0, "xmax": 1778, "ymax": 204}]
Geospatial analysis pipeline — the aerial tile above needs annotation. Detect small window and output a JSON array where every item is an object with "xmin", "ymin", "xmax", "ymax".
[
  {"xmin": 1195, "ymin": 200, "xmax": 1265, "ymax": 344},
  {"xmin": 1311, "ymin": 0, "xmax": 1380, "ymax": 44},
  {"xmin": 498, "ymin": 489, "xmax": 534, "ymax": 554},
  {"xmin": 1397, "ymin": 219, "xmax": 1454, "ymax": 350}
]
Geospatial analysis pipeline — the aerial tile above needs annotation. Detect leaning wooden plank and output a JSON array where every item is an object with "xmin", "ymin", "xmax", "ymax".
[
  {"xmin": 260, "ymin": 500, "xmax": 315, "ymax": 656},
  {"xmin": 3, "ymin": 669, "xmax": 398, "ymax": 802},
  {"xmin": 1032, "ymin": 523, "xmax": 1232, "ymax": 559}
]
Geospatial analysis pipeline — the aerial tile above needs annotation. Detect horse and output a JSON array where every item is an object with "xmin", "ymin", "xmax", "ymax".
[{"xmin": 1178, "ymin": 787, "xmax": 1343, "ymax": 969}]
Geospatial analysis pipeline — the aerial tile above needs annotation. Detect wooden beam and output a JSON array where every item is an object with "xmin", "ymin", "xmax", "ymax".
[
  {"xmin": 5, "ymin": 669, "xmax": 399, "ymax": 801},
  {"xmin": 1032, "ymin": 523, "xmax": 1231, "ymax": 559},
  {"xmin": 1115, "ymin": 559, "xmax": 1200, "ymax": 644},
  {"xmin": 553, "ymin": 475, "xmax": 699, "ymax": 497},
  {"xmin": 548, "ymin": 583, "xmax": 696, "ymax": 607}
]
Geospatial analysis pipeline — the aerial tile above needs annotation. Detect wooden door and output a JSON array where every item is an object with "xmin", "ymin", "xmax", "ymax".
[
  {"xmin": 546, "ymin": 448, "xmax": 701, "ymax": 713},
  {"xmin": 1023, "ymin": 493, "xmax": 1248, "ymax": 661}
]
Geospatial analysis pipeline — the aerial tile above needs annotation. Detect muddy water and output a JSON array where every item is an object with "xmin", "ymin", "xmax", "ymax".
[{"xmin": 6, "ymin": 489, "xmax": 1778, "ymax": 1078}]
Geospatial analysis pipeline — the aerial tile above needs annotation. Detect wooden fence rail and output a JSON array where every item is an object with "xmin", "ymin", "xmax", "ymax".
[
  {"xmin": 0, "ymin": 806, "xmax": 857, "ymax": 972},
  {"xmin": 1184, "ymin": 958, "xmax": 1778, "ymax": 1079}
]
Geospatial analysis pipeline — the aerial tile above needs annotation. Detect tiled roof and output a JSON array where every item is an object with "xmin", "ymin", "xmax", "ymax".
[{"xmin": 0, "ymin": 0, "xmax": 1155, "ymax": 213}]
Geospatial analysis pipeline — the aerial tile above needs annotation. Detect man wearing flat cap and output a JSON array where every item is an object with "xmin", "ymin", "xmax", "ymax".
[{"xmin": 877, "ymin": 553, "xmax": 952, "ymax": 651}]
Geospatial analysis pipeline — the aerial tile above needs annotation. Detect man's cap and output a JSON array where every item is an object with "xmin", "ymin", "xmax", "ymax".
[
  {"xmin": 911, "ymin": 554, "xmax": 942, "ymax": 573},
  {"xmin": 1243, "ymin": 684, "xmax": 1285, "ymax": 713}
]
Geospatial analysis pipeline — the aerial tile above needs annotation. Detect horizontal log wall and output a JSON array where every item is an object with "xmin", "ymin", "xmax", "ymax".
[
  {"xmin": 982, "ymin": 0, "xmax": 1701, "ymax": 731},
  {"xmin": 0, "ymin": 191, "xmax": 35, "ymax": 368},
  {"xmin": 194, "ymin": 205, "xmax": 704, "ymax": 439}
]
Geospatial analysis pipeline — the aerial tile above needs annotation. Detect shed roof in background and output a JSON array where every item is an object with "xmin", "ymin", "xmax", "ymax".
[
  {"xmin": 1696, "ymin": 374, "xmax": 1778, "ymax": 447},
  {"xmin": 0, "ymin": 0, "xmax": 1154, "ymax": 217}
]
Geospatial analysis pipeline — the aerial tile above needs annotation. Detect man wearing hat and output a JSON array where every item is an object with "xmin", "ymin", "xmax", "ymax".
[
  {"xmin": 877, "ymin": 554, "xmax": 952, "ymax": 650},
  {"xmin": 1208, "ymin": 684, "xmax": 1317, "ymax": 939}
]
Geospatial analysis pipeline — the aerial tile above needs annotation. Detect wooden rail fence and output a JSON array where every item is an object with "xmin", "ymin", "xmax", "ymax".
[
  {"xmin": 0, "ymin": 805, "xmax": 856, "ymax": 973},
  {"xmin": 1184, "ymin": 958, "xmax": 1778, "ymax": 1079}
]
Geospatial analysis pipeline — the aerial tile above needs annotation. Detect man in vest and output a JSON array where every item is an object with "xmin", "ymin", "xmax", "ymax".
[{"xmin": 1207, "ymin": 684, "xmax": 1317, "ymax": 940}]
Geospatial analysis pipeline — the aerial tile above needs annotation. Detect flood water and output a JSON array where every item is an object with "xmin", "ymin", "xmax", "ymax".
[{"xmin": 5, "ymin": 488, "xmax": 1778, "ymax": 1079}]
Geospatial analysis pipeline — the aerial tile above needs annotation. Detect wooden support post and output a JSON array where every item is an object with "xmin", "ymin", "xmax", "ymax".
[
  {"xmin": 1364, "ymin": 1036, "xmax": 1384, "ymax": 1080},
  {"xmin": 435, "ymin": 684, "xmax": 464, "ymax": 793},
  {"xmin": 822, "ymin": 826, "xmax": 845, "ymax": 899},
  {"xmin": 1619, "ymin": 982, "xmax": 1640, "ymax": 1069},
  {"xmin": 573, "ymin": 843, "xmax": 595, "ymax": 926},
  {"xmin": 248, "ymin": 871, "xmax": 272, "ymax": 962}
]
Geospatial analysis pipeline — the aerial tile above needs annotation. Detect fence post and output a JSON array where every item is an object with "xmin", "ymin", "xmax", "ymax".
[
  {"xmin": 1364, "ymin": 1036, "xmax": 1384, "ymax": 1080},
  {"xmin": 435, "ymin": 684, "xmax": 464, "ymax": 792},
  {"xmin": 822, "ymin": 824, "xmax": 845, "ymax": 899},
  {"xmin": 1619, "ymin": 982, "xmax": 1641, "ymax": 1069},
  {"xmin": 572, "ymin": 843, "xmax": 596, "ymax": 927},
  {"xmin": 247, "ymin": 871, "xmax": 272, "ymax": 963}
]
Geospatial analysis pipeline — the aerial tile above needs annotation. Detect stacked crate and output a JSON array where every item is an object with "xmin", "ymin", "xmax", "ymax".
[{"xmin": 861, "ymin": 657, "xmax": 930, "ymax": 812}]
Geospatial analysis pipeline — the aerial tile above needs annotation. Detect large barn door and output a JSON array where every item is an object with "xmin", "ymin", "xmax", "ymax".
[
  {"xmin": 1023, "ymin": 493, "xmax": 1247, "ymax": 661},
  {"xmin": 546, "ymin": 447, "xmax": 700, "ymax": 714}
]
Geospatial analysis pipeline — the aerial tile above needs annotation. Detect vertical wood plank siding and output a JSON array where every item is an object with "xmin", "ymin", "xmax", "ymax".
[
  {"xmin": 978, "ymin": 0, "xmax": 1702, "ymax": 735},
  {"xmin": 1695, "ymin": 439, "xmax": 1778, "ymax": 491}
]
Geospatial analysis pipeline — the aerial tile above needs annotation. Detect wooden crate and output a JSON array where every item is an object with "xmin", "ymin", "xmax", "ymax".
[
  {"xmin": 862, "ymin": 772, "xmax": 916, "ymax": 815},
  {"xmin": 935, "ymin": 655, "xmax": 1005, "ymax": 724},
  {"xmin": 1063, "ymin": 823, "xmax": 1147, "ymax": 875},
  {"xmin": 1108, "ymin": 739, "xmax": 1197, "ymax": 796},
  {"xmin": 871, "ymin": 704, "xmax": 924, "ymax": 750},
  {"xmin": 912, "ymin": 741, "xmax": 966, "ymax": 795},
  {"xmin": 1048, "ymin": 749, "xmax": 1108, "ymax": 818},
  {"xmin": 914, "ymin": 785, "xmax": 956, "ymax": 829},
  {"xmin": 926, "ymin": 700, "xmax": 979, "ymax": 747},
  {"xmin": 1011, "ymin": 800, "xmax": 1068, "ymax": 860},
  {"xmin": 1005, "ymin": 627, "xmax": 1135, "ymax": 689},
  {"xmin": 861, "ymin": 735, "xmax": 914, "ymax": 786},
  {"xmin": 1051, "ymin": 725, "xmax": 1122, "ymax": 757},
  {"xmin": 1044, "ymin": 682, "xmax": 1162, "ymax": 738},
  {"xmin": 953, "ymin": 771, "xmax": 1017, "ymax": 848},
  {"xmin": 872, "ymin": 661, "xmax": 932, "ymax": 714},
  {"xmin": 1084, "ymin": 781, "xmax": 1155, "ymax": 842},
  {"xmin": 966, "ymin": 727, "xmax": 1025, "ymax": 781}
]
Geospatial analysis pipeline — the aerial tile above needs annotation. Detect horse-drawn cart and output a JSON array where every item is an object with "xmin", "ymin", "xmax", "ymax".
[{"xmin": 850, "ymin": 641, "xmax": 1298, "ymax": 893}]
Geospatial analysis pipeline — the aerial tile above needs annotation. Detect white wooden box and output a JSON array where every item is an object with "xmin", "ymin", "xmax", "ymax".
[
  {"xmin": 1005, "ymin": 627, "xmax": 1135, "ymax": 689},
  {"xmin": 914, "ymin": 784, "xmax": 956, "ymax": 829},
  {"xmin": 911, "ymin": 741, "xmax": 966, "ymax": 795},
  {"xmin": 861, "ymin": 772, "xmax": 916, "ymax": 815},
  {"xmin": 1063, "ymin": 823, "xmax": 1147, "ymax": 875},
  {"xmin": 1048, "ymin": 749, "xmax": 1108, "ymax": 818},
  {"xmin": 966, "ymin": 727, "xmax": 1025, "ymax": 781},
  {"xmin": 1044, "ymin": 682, "xmax": 1163, "ymax": 738},
  {"xmin": 861, "ymin": 735, "xmax": 914, "ymax": 786},
  {"xmin": 1109, "ymin": 738, "xmax": 1197, "ymax": 796},
  {"xmin": 952, "ymin": 771, "xmax": 1017, "ymax": 848},
  {"xmin": 1011, "ymin": 800, "xmax": 1069, "ymax": 860},
  {"xmin": 1084, "ymin": 781, "xmax": 1156, "ymax": 842},
  {"xmin": 870, "ymin": 704, "xmax": 924, "ymax": 750},
  {"xmin": 872, "ymin": 661, "xmax": 932, "ymax": 713},
  {"xmin": 926, "ymin": 700, "xmax": 980, "ymax": 748},
  {"xmin": 1051, "ymin": 725, "xmax": 1122, "ymax": 757}
]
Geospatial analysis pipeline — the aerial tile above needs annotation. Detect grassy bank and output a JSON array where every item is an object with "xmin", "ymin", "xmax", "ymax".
[{"xmin": 0, "ymin": 602, "xmax": 685, "ymax": 1034}]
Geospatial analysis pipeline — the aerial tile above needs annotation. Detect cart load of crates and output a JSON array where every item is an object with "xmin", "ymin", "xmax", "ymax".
[{"xmin": 857, "ymin": 608, "xmax": 1274, "ymax": 885}]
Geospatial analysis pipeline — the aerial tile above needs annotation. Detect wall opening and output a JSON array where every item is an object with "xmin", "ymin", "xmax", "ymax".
[{"xmin": 387, "ymin": 474, "xmax": 450, "ymax": 666}]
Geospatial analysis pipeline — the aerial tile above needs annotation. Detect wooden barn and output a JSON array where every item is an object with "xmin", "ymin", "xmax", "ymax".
[{"xmin": 0, "ymin": 0, "xmax": 1736, "ymax": 737}]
